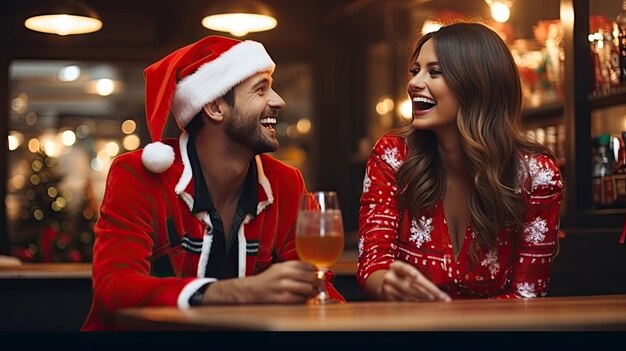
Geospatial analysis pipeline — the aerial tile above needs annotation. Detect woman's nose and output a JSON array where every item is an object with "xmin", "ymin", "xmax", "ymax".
[{"xmin": 408, "ymin": 74, "xmax": 426, "ymax": 90}]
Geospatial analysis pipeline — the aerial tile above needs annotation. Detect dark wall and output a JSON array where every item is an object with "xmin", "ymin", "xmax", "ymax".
[
  {"xmin": 0, "ymin": 279, "xmax": 92, "ymax": 330},
  {"xmin": 548, "ymin": 229, "xmax": 626, "ymax": 296}
]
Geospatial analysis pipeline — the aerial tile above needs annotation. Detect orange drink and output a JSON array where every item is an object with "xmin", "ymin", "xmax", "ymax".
[{"xmin": 296, "ymin": 234, "xmax": 344, "ymax": 269}]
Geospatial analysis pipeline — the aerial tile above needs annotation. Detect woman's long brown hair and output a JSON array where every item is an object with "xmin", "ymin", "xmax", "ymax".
[{"xmin": 396, "ymin": 23, "xmax": 552, "ymax": 260}]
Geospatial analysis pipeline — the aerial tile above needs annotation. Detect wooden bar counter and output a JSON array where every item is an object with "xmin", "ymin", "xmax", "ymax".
[
  {"xmin": 116, "ymin": 294, "xmax": 626, "ymax": 331},
  {"xmin": 0, "ymin": 262, "xmax": 92, "ymax": 278}
]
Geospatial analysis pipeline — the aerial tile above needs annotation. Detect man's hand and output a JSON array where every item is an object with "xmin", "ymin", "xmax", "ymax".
[
  {"xmin": 378, "ymin": 261, "xmax": 451, "ymax": 302},
  {"xmin": 201, "ymin": 260, "xmax": 320, "ymax": 304}
]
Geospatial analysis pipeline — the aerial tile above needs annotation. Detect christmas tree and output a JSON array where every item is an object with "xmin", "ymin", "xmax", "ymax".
[{"xmin": 11, "ymin": 150, "xmax": 95, "ymax": 262}]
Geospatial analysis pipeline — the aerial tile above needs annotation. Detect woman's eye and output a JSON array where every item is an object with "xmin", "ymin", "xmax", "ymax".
[
  {"xmin": 429, "ymin": 68, "xmax": 442, "ymax": 76},
  {"xmin": 409, "ymin": 68, "xmax": 419, "ymax": 76}
]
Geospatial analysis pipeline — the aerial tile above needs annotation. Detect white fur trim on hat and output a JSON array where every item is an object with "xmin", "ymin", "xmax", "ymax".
[
  {"xmin": 171, "ymin": 40, "xmax": 275, "ymax": 129},
  {"xmin": 141, "ymin": 141, "xmax": 175, "ymax": 173}
]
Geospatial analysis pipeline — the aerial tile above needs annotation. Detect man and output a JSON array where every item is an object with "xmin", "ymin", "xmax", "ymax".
[{"xmin": 82, "ymin": 36, "xmax": 344, "ymax": 331}]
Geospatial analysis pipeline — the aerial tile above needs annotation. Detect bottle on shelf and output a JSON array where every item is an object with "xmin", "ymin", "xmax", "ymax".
[
  {"xmin": 592, "ymin": 134, "xmax": 616, "ymax": 207},
  {"xmin": 616, "ymin": 0, "xmax": 626, "ymax": 83},
  {"xmin": 589, "ymin": 16, "xmax": 621, "ymax": 94},
  {"xmin": 590, "ymin": 16, "xmax": 605, "ymax": 94},
  {"xmin": 556, "ymin": 124, "xmax": 566, "ymax": 167},
  {"xmin": 592, "ymin": 137, "xmax": 603, "ymax": 205},
  {"xmin": 613, "ymin": 132, "xmax": 626, "ymax": 204}
]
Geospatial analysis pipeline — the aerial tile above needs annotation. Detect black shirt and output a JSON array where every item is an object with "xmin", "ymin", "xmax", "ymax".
[{"xmin": 187, "ymin": 134, "xmax": 258, "ymax": 279}]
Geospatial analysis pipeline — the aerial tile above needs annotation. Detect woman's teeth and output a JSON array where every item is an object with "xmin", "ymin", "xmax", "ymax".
[{"xmin": 413, "ymin": 96, "xmax": 436, "ymax": 110}]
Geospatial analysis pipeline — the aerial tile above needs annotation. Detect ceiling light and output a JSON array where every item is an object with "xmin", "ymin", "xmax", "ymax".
[
  {"xmin": 485, "ymin": 0, "xmax": 514, "ymax": 23},
  {"xmin": 84, "ymin": 65, "xmax": 122, "ymax": 96},
  {"xmin": 490, "ymin": 2, "xmax": 510, "ymax": 23},
  {"xmin": 421, "ymin": 19, "xmax": 442, "ymax": 35},
  {"xmin": 24, "ymin": 0, "xmax": 102, "ymax": 36},
  {"xmin": 58, "ymin": 65, "xmax": 81, "ymax": 82},
  {"xmin": 201, "ymin": 0, "xmax": 277, "ymax": 37}
]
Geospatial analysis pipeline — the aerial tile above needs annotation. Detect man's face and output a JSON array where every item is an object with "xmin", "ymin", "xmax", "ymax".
[{"xmin": 223, "ymin": 71, "xmax": 286, "ymax": 154}]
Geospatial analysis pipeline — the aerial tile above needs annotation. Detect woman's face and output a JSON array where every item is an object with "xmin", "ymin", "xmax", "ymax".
[{"xmin": 407, "ymin": 39, "xmax": 459, "ymax": 132}]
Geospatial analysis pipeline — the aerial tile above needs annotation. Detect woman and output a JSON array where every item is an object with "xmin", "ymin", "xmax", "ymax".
[{"xmin": 357, "ymin": 22, "xmax": 563, "ymax": 301}]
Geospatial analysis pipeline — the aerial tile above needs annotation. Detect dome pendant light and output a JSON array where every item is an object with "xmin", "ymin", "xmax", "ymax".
[
  {"xmin": 24, "ymin": 0, "xmax": 102, "ymax": 36},
  {"xmin": 202, "ymin": 0, "xmax": 277, "ymax": 37}
]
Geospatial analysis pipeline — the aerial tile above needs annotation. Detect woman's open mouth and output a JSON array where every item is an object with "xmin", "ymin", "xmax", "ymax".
[{"xmin": 413, "ymin": 96, "xmax": 436, "ymax": 111}]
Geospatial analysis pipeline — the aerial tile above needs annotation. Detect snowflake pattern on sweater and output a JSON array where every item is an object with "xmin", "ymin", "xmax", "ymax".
[
  {"xmin": 409, "ymin": 216, "xmax": 433, "ymax": 248},
  {"xmin": 363, "ymin": 173, "xmax": 371, "ymax": 194},
  {"xmin": 517, "ymin": 282, "xmax": 537, "ymax": 298},
  {"xmin": 381, "ymin": 146, "xmax": 402, "ymax": 171},
  {"xmin": 524, "ymin": 217, "xmax": 548, "ymax": 244},
  {"xmin": 528, "ymin": 157, "xmax": 558, "ymax": 191},
  {"xmin": 481, "ymin": 248, "xmax": 500, "ymax": 277},
  {"xmin": 357, "ymin": 134, "xmax": 563, "ymax": 299},
  {"xmin": 517, "ymin": 155, "xmax": 559, "ymax": 193}
]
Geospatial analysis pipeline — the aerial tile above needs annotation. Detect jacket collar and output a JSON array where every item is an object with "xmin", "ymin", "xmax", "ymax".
[{"xmin": 174, "ymin": 131, "xmax": 274, "ymax": 216}]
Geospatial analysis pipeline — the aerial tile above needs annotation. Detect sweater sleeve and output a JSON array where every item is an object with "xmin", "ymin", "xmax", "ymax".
[
  {"xmin": 356, "ymin": 135, "xmax": 406, "ymax": 290},
  {"xmin": 495, "ymin": 154, "xmax": 563, "ymax": 299}
]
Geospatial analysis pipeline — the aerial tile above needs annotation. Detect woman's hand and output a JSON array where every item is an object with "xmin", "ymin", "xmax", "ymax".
[{"xmin": 378, "ymin": 261, "xmax": 451, "ymax": 302}]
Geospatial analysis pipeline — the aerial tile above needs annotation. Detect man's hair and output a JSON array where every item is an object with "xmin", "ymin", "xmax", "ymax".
[
  {"xmin": 223, "ymin": 88, "xmax": 235, "ymax": 107},
  {"xmin": 185, "ymin": 111, "xmax": 205, "ymax": 137},
  {"xmin": 184, "ymin": 87, "xmax": 235, "ymax": 137}
]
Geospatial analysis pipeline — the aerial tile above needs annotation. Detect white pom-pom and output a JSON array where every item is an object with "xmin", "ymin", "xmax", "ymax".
[{"xmin": 141, "ymin": 141, "xmax": 175, "ymax": 173}]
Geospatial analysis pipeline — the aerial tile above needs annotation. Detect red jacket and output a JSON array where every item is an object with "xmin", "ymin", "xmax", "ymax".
[
  {"xmin": 83, "ymin": 135, "xmax": 343, "ymax": 331},
  {"xmin": 357, "ymin": 133, "xmax": 563, "ymax": 299}
]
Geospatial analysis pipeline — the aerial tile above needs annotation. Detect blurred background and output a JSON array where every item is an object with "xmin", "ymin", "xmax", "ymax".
[{"xmin": 1, "ymin": 0, "xmax": 625, "ymax": 263}]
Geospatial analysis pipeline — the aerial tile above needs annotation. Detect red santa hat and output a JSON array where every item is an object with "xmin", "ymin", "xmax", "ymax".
[{"xmin": 141, "ymin": 35, "xmax": 276, "ymax": 173}]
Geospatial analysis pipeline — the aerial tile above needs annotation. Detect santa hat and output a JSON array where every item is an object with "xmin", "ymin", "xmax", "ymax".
[{"xmin": 141, "ymin": 35, "xmax": 276, "ymax": 173}]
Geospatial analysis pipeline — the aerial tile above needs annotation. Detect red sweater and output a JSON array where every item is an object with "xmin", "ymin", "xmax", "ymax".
[
  {"xmin": 357, "ymin": 133, "xmax": 563, "ymax": 299},
  {"xmin": 83, "ymin": 136, "xmax": 343, "ymax": 330}
]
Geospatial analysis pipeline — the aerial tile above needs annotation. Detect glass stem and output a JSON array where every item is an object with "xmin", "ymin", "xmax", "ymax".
[{"xmin": 317, "ymin": 269, "xmax": 328, "ymax": 300}]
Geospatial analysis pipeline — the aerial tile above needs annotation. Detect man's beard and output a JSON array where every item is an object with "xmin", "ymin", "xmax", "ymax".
[{"xmin": 223, "ymin": 106, "xmax": 279, "ymax": 154}]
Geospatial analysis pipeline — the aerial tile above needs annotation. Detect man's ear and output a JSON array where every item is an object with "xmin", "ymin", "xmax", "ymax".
[{"xmin": 202, "ymin": 99, "xmax": 225, "ymax": 123}]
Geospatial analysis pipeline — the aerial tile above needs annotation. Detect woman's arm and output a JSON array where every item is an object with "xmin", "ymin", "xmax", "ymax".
[
  {"xmin": 357, "ymin": 136, "xmax": 404, "ymax": 297},
  {"xmin": 357, "ymin": 136, "xmax": 447, "ymax": 301},
  {"xmin": 496, "ymin": 154, "xmax": 564, "ymax": 299}
]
